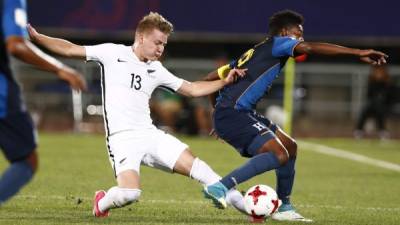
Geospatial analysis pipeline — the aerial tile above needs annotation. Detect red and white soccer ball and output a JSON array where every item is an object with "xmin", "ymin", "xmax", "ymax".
[{"xmin": 244, "ymin": 184, "xmax": 280, "ymax": 218}]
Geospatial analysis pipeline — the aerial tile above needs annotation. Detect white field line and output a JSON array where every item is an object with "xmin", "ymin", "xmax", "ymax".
[
  {"xmin": 15, "ymin": 195, "xmax": 400, "ymax": 212},
  {"xmin": 299, "ymin": 141, "xmax": 400, "ymax": 173}
]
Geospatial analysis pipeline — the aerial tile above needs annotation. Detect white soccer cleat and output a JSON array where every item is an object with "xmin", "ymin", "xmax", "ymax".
[{"xmin": 271, "ymin": 209, "xmax": 313, "ymax": 222}]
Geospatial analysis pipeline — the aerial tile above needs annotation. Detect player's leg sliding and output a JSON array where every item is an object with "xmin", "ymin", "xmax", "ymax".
[
  {"xmin": 203, "ymin": 181, "xmax": 228, "ymax": 209},
  {"xmin": 189, "ymin": 157, "xmax": 245, "ymax": 211},
  {"xmin": 225, "ymin": 188, "xmax": 247, "ymax": 214},
  {"xmin": 189, "ymin": 157, "xmax": 227, "ymax": 206},
  {"xmin": 205, "ymin": 152, "xmax": 280, "ymax": 209},
  {"xmin": 92, "ymin": 186, "xmax": 141, "ymax": 217},
  {"xmin": 190, "ymin": 158, "xmax": 221, "ymax": 185}
]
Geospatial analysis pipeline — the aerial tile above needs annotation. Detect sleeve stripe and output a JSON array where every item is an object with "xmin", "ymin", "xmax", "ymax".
[{"xmin": 157, "ymin": 85, "xmax": 176, "ymax": 93}]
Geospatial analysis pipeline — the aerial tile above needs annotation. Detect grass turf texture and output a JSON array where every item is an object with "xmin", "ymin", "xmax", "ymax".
[{"xmin": 0, "ymin": 133, "xmax": 399, "ymax": 225}]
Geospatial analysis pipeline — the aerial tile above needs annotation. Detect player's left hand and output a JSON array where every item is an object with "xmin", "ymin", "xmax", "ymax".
[
  {"xmin": 57, "ymin": 66, "xmax": 87, "ymax": 91},
  {"xmin": 359, "ymin": 49, "xmax": 388, "ymax": 65},
  {"xmin": 224, "ymin": 68, "xmax": 248, "ymax": 84}
]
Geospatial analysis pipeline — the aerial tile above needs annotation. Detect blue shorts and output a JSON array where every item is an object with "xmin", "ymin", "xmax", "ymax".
[
  {"xmin": 0, "ymin": 112, "xmax": 37, "ymax": 162},
  {"xmin": 213, "ymin": 107, "xmax": 278, "ymax": 157}
]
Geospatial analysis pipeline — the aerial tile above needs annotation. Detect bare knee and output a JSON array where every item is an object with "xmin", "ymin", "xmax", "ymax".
[
  {"xmin": 274, "ymin": 147, "xmax": 289, "ymax": 165},
  {"xmin": 117, "ymin": 170, "xmax": 140, "ymax": 189},
  {"xmin": 258, "ymin": 139, "xmax": 289, "ymax": 165},
  {"xmin": 286, "ymin": 139, "xmax": 297, "ymax": 158},
  {"xmin": 276, "ymin": 129, "xmax": 297, "ymax": 158},
  {"xmin": 26, "ymin": 150, "xmax": 38, "ymax": 173},
  {"xmin": 173, "ymin": 149, "xmax": 196, "ymax": 176}
]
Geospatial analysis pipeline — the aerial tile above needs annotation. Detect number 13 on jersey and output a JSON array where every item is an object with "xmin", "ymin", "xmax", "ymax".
[{"xmin": 130, "ymin": 73, "xmax": 142, "ymax": 90}]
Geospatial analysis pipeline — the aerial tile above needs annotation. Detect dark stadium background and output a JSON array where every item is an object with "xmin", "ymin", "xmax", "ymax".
[{"xmin": 21, "ymin": 0, "xmax": 400, "ymax": 137}]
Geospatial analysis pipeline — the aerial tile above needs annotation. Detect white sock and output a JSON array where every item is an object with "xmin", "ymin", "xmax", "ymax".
[
  {"xmin": 98, "ymin": 186, "xmax": 141, "ymax": 212},
  {"xmin": 189, "ymin": 158, "xmax": 246, "ymax": 213},
  {"xmin": 189, "ymin": 158, "xmax": 221, "ymax": 186},
  {"xmin": 226, "ymin": 189, "xmax": 246, "ymax": 214}
]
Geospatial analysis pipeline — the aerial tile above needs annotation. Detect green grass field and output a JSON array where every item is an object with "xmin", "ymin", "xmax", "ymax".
[{"xmin": 0, "ymin": 133, "xmax": 399, "ymax": 225}]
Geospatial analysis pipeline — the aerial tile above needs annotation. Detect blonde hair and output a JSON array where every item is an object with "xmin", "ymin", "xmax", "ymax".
[{"xmin": 136, "ymin": 12, "xmax": 173, "ymax": 35}]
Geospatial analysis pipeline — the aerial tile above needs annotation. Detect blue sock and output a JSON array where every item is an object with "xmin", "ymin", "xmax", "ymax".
[
  {"xmin": 276, "ymin": 157, "xmax": 296, "ymax": 205},
  {"xmin": 220, "ymin": 152, "xmax": 280, "ymax": 189},
  {"xmin": 0, "ymin": 160, "xmax": 34, "ymax": 203}
]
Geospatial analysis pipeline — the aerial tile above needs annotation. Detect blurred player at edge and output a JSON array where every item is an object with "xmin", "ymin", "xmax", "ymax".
[
  {"xmin": 0, "ymin": 0, "xmax": 86, "ymax": 205},
  {"xmin": 203, "ymin": 9, "xmax": 388, "ymax": 222},
  {"xmin": 28, "ymin": 12, "xmax": 247, "ymax": 217}
]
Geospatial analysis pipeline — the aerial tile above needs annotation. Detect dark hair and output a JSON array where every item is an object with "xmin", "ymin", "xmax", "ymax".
[{"xmin": 268, "ymin": 10, "xmax": 304, "ymax": 36}]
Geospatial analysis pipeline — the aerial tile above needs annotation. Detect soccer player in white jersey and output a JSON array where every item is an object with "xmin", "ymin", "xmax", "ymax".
[{"xmin": 28, "ymin": 12, "xmax": 247, "ymax": 217}]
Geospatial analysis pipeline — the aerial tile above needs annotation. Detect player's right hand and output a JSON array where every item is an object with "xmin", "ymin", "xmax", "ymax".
[
  {"xmin": 57, "ymin": 66, "xmax": 87, "ymax": 91},
  {"xmin": 358, "ymin": 49, "xmax": 388, "ymax": 65}
]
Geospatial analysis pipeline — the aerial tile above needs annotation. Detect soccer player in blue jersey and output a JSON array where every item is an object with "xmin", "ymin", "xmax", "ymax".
[
  {"xmin": 203, "ymin": 10, "xmax": 387, "ymax": 221},
  {"xmin": 0, "ymin": 0, "xmax": 86, "ymax": 204}
]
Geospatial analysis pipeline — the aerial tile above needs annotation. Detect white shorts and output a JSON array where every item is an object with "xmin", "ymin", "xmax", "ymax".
[{"xmin": 107, "ymin": 129, "xmax": 188, "ymax": 176}]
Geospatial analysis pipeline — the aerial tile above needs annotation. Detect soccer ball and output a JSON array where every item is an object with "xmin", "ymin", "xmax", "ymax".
[{"xmin": 244, "ymin": 184, "xmax": 280, "ymax": 218}]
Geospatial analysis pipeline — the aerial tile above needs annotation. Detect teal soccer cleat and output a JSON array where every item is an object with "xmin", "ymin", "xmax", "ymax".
[{"xmin": 203, "ymin": 182, "xmax": 228, "ymax": 209}]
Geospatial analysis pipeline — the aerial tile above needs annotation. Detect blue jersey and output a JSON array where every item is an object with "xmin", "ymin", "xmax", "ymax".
[
  {"xmin": 216, "ymin": 36, "xmax": 300, "ymax": 111},
  {"xmin": 0, "ymin": 0, "xmax": 28, "ymax": 118}
]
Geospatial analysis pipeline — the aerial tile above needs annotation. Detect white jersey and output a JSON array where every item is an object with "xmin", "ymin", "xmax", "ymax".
[{"xmin": 85, "ymin": 44, "xmax": 184, "ymax": 135}]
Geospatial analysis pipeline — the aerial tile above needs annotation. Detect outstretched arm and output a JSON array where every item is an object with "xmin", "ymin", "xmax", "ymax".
[
  {"xmin": 6, "ymin": 36, "xmax": 86, "ymax": 91},
  {"xmin": 203, "ymin": 70, "xmax": 221, "ymax": 108},
  {"xmin": 294, "ymin": 42, "xmax": 388, "ymax": 65},
  {"xmin": 177, "ymin": 68, "xmax": 246, "ymax": 97},
  {"xmin": 202, "ymin": 63, "xmax": 235, "ymax": 107},
  {"xmin": 27, "ymin": 24, "xmax": 86, "ymax": 59}
]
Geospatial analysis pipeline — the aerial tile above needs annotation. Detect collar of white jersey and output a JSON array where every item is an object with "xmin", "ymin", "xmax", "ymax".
[{"xmin": 129, "ymin": 46, "xmax": 156, "ymax": 65}]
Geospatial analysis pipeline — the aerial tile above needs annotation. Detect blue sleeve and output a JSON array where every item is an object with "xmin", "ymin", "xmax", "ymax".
[
  {"xmin": 272, "ymin": 36, "xmax": 301, "ymax": 57},
  {"xmin": 2, "ymin": 0, "xmax": 28, "ymax": 39}
]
